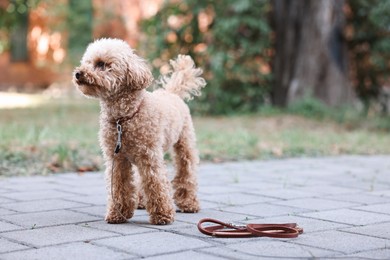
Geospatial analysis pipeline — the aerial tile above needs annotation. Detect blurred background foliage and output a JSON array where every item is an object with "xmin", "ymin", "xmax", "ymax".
[
  {"xmin": 1, "ymin": 0, "xmax": 390, "ymax": 175},
  {"xmin": 347, "ymin": 0, "xmax": 390, "ymax": 115},
  {"xmin": 142, "ymin": 0, "xmax": 272, "ymax": 114},
  {"xmin": 0, "ymin": 0, "xmax": 389, "ymax": 115}
]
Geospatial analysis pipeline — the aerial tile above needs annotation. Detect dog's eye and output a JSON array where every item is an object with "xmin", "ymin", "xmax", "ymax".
[{"xmin": 96, "ymin": 61, "xmax": 105, "ymax": 69}]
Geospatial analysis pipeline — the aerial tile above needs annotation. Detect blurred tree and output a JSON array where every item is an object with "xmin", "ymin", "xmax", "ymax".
[
  {"xmin": 347, "ymin": 0, "xmax": 390, "ymax": 114},
  {"xmin": 67, "ymin": 0, "xmax": 93, "ymax": 64},
  {"xmin": 10, "ymin": 0, "xmax": 29, "ymax": 61},
  {"xmin": 0, "ymin": 0, "xmax": 39, "ymax": 61},
  {"xmin": 142, "ymin": 0, "xmax": 272, "ymax": 115},
  {"xmin": 272, "ymin": 0, "xmax": 352, "ymax": 108}
]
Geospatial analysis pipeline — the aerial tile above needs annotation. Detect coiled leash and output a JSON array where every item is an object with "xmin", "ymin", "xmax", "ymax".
[{"xmin": 197, "ymin": 218, "xmax": 303, "ymax": 238}]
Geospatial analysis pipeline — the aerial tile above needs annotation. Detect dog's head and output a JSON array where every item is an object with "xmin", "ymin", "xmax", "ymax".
[{"xmin": 73, "ymin": 38, "xmax": 153, "ymax": 99}]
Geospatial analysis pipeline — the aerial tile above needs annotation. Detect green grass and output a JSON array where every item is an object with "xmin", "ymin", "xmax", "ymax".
[
  {"xmin": 195, "ymin": 115, "xmax": 390, "ymax": 162},
  {"xmin": 0, "ymin": 99, "xmax": 102, "ymax": 176},
  {"xmin": 1, "ymin": 96, "xmax": 390, "ymax": 177}
]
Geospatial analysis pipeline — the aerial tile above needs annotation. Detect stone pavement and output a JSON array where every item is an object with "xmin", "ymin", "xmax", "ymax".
[{"xmin": 0, "ymin": 156, "xmax": 390, "ymax": 259}]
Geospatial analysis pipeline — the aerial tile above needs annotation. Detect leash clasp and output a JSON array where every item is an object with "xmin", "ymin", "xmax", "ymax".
[{"xmin": 114, "ymin": 120, "xmax": 122, "ymax": 154}]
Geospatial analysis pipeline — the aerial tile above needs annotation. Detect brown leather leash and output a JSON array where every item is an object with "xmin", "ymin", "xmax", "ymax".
[{"xmin": 197, "ymin": 218, "xmax": 303, "ymax": 238}]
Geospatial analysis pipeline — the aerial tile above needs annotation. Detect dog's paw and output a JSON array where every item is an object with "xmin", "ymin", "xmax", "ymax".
[
  {"xmin": 137, "ymin": 203, "xmax": 146, "ymax": 210},
  {"xmin": 137, "ymin": 196, "xmax": 146, "ymax": 210},
  {"xmin": 105, "ymin": 214, "xmax": 127, "ymax": 224},
  {"xmin": 149, "ymin": 209, "xmax": 175, "ymax": 225},
  {"xmin": 179, "ymin": 206, "xmax": 200, "ymax": 213},
  {"xmin": 149, "ymin": 214, "xmax": 174, "ymax": 225},
  {"xmin": 176, "ymin": 198, "xmax": 200, "ymax": 213}
]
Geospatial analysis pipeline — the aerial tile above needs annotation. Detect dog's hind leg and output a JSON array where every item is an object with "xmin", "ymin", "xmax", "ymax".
[
  {"xmin": 172, "ymin": 121, "xmax": 200, "ymax": 213},
  {"xmin": 105, "ymin": 158, "xmax": 137, "ymax": 224},
  {"xmin": 132, "ymin": 168, "xmax": 146, "ymax": 209}
]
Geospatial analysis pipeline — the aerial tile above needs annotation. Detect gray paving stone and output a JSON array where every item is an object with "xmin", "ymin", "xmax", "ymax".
[
  {"xmin": 67, "ymin": 205, "xmax": 106, "ymax": 218},
  {"xmin": 291, "ymin": 184, "xmax": 362, "ymax": 195},
  {"xmin": 197, "ymin": 173, "xmax": 244, "ymax": 186},
  {"xmin": 71, "ymin": 206, "xmax": 149, "ymax": 220},
  {"xmin": 202, "ymin": 192, "xmax": 276, "ymax": 206},
  {"xmin": 323, "ymin": 192, "xmax": 390, "ymax": 205},
  {"xmin": 223, "ymin": 203, "xmax": 309, "ymax": 218},
  {"xmin": 1, "ymin": 156, "xmax": 390, "ymax": 259},
  {"xmin": 375, "ymin": 173, "xmax": 390, "ymax": 185},
  {"xmin": 230, "ymin": 181, "xmax": 283, "ymax": 191},
  {"xmin": 143, "ymin": 250, "xmax": 224, "ymax": 260},
  {"xmin": 163, "ymin": 222, "xmax": 209, "ymax": 236},
  {"xmin": 1, "ymin": 224, "xmax": 117, "ymax": 247},
  {"xmin": 64, "ymin": 194, "xmax": 107, "ymax": 206},
  {"xmin": 299, "ymin": 208, "xmax": 390, "ymax": 225},
  {"xmin": 270, "ymin": 198, "xmax": 361, "ymax": 211},
  {"xmin": 0, "ymin": 220, "xmax": 23, "ymax": 232},
  {"xmin": 354, "ymin": 203, "xmax": 390, "ymax": 215},
  {"xmin": 1, "ymin": 199, "xmax": 87, "ymax": 213},
  {"xmin": 52, "ymin": 175, "xmax": 105, "ymax": 187},
  {"xmin": 198, "ymin": 185, "xmax": 242, "ymax": 195},
  {"xmin": 199, "ymin": 246, "xmax": 265, "ymax": 260},
  {"xmin": 130, "ymin": 216, "xmax": 191, "ymax": 230},
  {"xmin": 56, "ymin": 185, "xmax": 106, "ymax": 196},
  {"xmin": 371, "ymin": 190, "xmax": 390, "ymax": 197},
  {"xmin": 80, "ymin": 220, "xmax": 155, "ymax": 235},
  {"xmin": 198, "ymin": 200, "xmax": 222, "ymax": 209},
  {"xmin": 0, "ymin": 188, "xmax": 14, "ymax": 194},
  {"xmin": 93, "ymin": 232, "xmax": 211, "ymax": 257},
  {"xmin": 271, "ymin": 177, "xmax": 327, "ymax": 189},
  {"xmin": 0, "ymin": 242, "xmax": 135, "ymax": 260},
  {"xmin": 344, "ymin": 248, "xmax": 390, "ymax": 260},
  {"xmin": 55, "ymin": 172, "xmax": 103, "ymax": 180},
  {"xmin": 0, "ymin": 208, "xmax": 16, "ymax": 216},
  {"xmin": 0, "ymin": 238, "xmax": 30, "ymax": 253},
  {"xmin": 0, "ymin": 182, "xmax": 63, "ymax": 192},
  {"xmin": 1, "ymin": 176, "xmax": 56, "ymax": 186},
  {"xmin": 245, "ymin": 216, "xmax": 352, "ymax": 233},
  {"xmin": 0, "ymin": 197, "xmax": 17, "ymax": 204},
  {"xmin": 342, "ymin": 222, "xmax": 390, "ymax": 239},
  {"xmin": 335, "ymin": 180, "xmax": 390, "ymax": 191},
  {"xmin": 226, "ymin": 240, "xmax": 335, "ymax": 258},
  {"xmin": 0, "ymin": 210, "xmax": 100, "ymax": 228},
  {"xmin": 246, "ymin": 188, "xmax": 314, "ymax": 200},
  {"xmin": 1, "ymin": 190, "xmax": 75, "ymax": 201},
  {"xmin": 292, "ymin": 230, "xmax": 389, "ymax": 254},
  {"xmin": 174, "ymin": 208, "xmax": 253, "ymax": 224}
]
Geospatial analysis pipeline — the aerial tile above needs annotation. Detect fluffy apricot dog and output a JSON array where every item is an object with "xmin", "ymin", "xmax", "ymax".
[{"xmin": 73, "ymin": 38, "xmax": 206, "ymax": 224}]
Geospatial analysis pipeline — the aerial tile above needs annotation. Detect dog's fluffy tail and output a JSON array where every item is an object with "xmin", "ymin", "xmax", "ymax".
[{"xmin": 159, "ymin": 55, "xmax": 206, "ymax": 100}]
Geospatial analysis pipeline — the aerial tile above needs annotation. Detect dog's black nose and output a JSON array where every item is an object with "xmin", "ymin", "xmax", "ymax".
[{"xmin": 75, "ymin": 71, "xmax": 83, "ymax": 80}]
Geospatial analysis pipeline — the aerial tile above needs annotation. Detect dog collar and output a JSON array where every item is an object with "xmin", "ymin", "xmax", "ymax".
[
  {"xmin": 114, "ymin": 107, "xmax": 141, "ymax": 125},
  {"xmin": 110, "ymin": 95, "xmax": 144, "ymax": 126}
]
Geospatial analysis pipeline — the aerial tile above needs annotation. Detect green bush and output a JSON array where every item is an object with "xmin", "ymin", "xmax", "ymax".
[
  {"xmin": 142, "ymin": 0, "xmax": 272, "ymax": 115},
  {"xmin": 347, "ymin": 0, "xmax": 390, "ymax": 113},
  {"xmin": 288, "ymin": 97, "xmax": 330, "ymax": 119}
]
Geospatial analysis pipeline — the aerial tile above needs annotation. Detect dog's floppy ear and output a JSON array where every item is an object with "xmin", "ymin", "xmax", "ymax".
[{"xmin": 125, "ymin": 55, "xmax": 154, "ymax": 90}]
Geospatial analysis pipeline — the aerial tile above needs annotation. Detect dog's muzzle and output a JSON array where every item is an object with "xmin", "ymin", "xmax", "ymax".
[
  {"xmin": 75, "ymin": 71, "xmax": 83, "ymax": 80},
  {"xmin": 74, "ymin": 71, "xmax": 89, "ymax": 86}
]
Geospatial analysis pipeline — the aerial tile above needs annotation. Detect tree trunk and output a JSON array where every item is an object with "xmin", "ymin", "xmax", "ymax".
[
  {"xmin": 10, "ymin": 0, "xmax": 29, "ymax": 62},
  {"xmin": 272, "ymin": 0, "xmax": 352, "ymax": 107}
]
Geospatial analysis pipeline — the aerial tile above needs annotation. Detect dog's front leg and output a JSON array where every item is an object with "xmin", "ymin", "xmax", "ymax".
[
  {"xmin": 137, "ymin": 154, "xmax": 175, "ymax": 225},
  {"xmin": 105, "ymin": 157, "xmax": 137, "ymax": 224}
]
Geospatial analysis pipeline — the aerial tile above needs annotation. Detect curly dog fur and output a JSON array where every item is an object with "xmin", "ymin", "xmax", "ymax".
[{"xmin": 73, "ymin": 38, "xmax": 206, "ymax": 225}]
